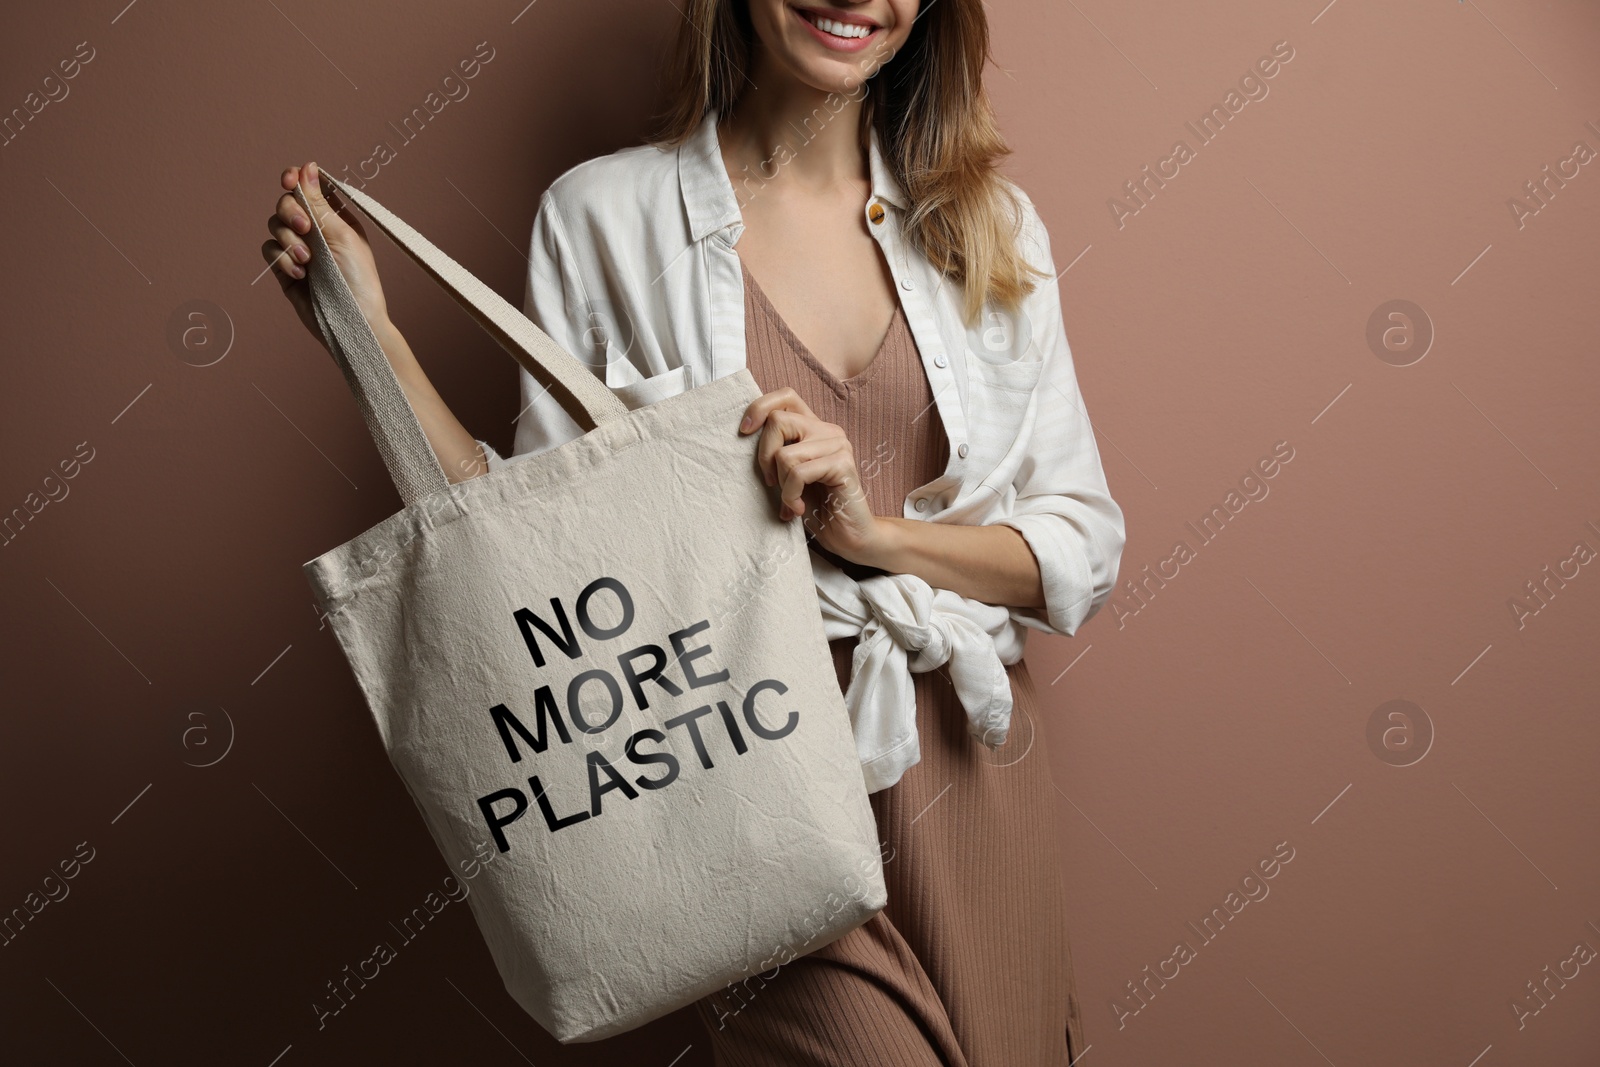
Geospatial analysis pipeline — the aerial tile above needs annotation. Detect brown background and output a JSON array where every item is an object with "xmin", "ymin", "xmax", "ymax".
[{"xmin": 3, "ymin": 1, "xmax": 1597, "ymax": 1064}]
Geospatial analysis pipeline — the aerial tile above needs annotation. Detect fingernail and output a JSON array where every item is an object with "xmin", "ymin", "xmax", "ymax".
[
  {"xmin": 292, "ymin": 245, "xmax": 310, "ymax": 264},
  {"xmin": 308, "ymin": 162, "xmax": 320, "ymax": 189},
  {"xmin": 739, "ymin": 415, "xmax": 752, "ymax": 431},
  {"xmin": 289, "ymin": 263, "xmax": 305, "ymax": 279},
  {"xmin": 293, "ymin": 212, "xmax": 309, "ymax": 233}
]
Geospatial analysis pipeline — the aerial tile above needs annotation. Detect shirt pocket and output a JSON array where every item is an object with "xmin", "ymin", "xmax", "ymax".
[
  {"xmin": 963, "ymin": 356, "xmax": 1044, "ymax": 484},
  {"xmin": 966, "ymin": 355, "xmax": 1043, "ymax": 421},
  {"xmin": 603, "ymin": 361, "xmax": 692, "ymax": 410}
]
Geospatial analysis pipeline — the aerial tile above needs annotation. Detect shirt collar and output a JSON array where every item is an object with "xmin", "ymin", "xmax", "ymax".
[{"xmin": 678, "ymin": 107, "xmax": 908, "ymax": 243}]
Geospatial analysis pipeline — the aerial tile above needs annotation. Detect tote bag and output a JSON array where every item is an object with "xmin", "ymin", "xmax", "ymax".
[{"xmin": 291, "ymin": 172, "xmax": 887, "ymax": 1043}]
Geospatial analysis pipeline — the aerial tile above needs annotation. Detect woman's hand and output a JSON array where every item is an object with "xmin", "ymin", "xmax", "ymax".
[
  {"xmin": 260, "ymin": 161, "xmax": 390, "ymax": 345},
  {"xmin": 739, "ymin": 388, "xmax": 892, "ymax": 566},
  {"xmin": 258, "ymin": 161, "xmax": 491, "ymax": 484},
  {"xmin": 739, "ymin": 388, "xmax": 1047, "ymax": 609}
]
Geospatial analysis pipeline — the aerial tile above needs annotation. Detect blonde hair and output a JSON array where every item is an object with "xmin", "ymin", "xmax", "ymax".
[{"xmin": 652, "ymin": 0, "xmax": 1048, "ymax": 324}]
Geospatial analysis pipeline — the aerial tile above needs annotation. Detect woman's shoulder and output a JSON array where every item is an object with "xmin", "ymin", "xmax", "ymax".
[{"xmin": 539, "ymin": 138, "xmax": 681, "ymax": 232}]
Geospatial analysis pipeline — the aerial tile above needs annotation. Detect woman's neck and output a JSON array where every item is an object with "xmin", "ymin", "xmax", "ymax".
[{"xmin": 717, "ymin": 62, "xmax": 870, "ymax": 202}]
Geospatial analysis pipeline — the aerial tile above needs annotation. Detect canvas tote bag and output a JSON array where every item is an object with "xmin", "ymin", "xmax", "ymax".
[{"xmin": 291, "ymin": 173, "xmax": 887, "ymax": 1043}]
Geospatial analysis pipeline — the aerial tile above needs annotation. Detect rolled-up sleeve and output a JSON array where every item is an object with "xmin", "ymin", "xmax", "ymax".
[{"xmin": 994, "ymin": 195, "xmax": 1126, "ymax": 638}]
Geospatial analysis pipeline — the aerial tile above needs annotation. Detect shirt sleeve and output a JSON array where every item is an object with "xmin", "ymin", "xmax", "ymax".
[
  {"xmin": 476, "ymin": 437, "xmax": 510, "ymax": 471},
  {"xmin": 993, "ymin": 190, "xmax": 1127, "ymax": 638},
  {"xmin": 494, "ymin": 189, "xmax": 603, "ymax": 464}
]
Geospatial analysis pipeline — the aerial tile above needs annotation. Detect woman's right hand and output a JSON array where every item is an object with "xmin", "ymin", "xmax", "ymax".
[{"xmin": 261, "ymin": 161, "xmax": 389, "ymax": 347}]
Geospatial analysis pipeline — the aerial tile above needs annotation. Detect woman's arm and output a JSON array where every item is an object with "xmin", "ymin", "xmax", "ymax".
[
  {"xmin": 370, "ymin": 319, "xmax": 490, "ymax": 482},
  {"xmin": 859, "ymin": 519, "xmax": 1045, "ymax": 610},
  {"xmin": 739, "ymin": 389, "xmax": 1046, "ymax": 610},
  {"xmin": 991, "ymin": 189, "xmax": 1126, "ymax": 636},
  {"xmin": 263, "ymin": 161, "xmax": 487, "ymax": 484}
]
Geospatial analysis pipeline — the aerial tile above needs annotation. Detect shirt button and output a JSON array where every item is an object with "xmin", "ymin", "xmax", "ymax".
[
  {"xmin": 933, "ymin": 353, "xmax": 947, "ymax": 368},
  {"xmin": 914, "ymin": 497, "xmax": 929, "ymax": 513},
  {"xmin": 957, "ymin": 443, "xmax": 969, "ymax": 459},
  {"xmin": 899, "ymin": 277, "xmax": 914, "ymax": 291},
  {"xmin": 868, "ymin": 202, "xmax": 885, "ymax": 224}
]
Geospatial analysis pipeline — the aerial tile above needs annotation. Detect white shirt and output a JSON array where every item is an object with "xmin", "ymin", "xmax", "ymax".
[{"xmin": 480, "ymin": 110, "xmax": 1125, "ymax": 790}]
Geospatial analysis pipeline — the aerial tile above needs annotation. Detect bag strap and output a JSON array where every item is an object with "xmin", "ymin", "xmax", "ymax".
[{"xmin": 291, "ymin": 171, "xmax": 628, "ymax": 505}]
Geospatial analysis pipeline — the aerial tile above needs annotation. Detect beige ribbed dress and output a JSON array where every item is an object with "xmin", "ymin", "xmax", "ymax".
[{"xmin": 691, "ymin": 262, "xmax": 1086, "ymax": 1065}]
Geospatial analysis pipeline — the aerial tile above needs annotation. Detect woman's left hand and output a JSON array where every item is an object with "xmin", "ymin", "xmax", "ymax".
[{"xmin": 739, "ymin": 388, "xmax": 888, "ymax": 566}]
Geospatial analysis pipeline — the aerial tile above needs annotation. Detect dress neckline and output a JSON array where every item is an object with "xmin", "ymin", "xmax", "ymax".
[{"xmin": 741, "ymin": 261, "xmax": 901, "ymax": 394}]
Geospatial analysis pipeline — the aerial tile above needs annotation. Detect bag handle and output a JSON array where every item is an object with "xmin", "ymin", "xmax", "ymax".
[{"xmin": 290, "ymin": 171, "xmax": 628, "ymax": 505}]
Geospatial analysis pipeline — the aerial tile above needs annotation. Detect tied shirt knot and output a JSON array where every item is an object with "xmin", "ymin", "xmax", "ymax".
[{"xmin": 810, "ymin": 552, "xmax": 1026, "ymax": 793}]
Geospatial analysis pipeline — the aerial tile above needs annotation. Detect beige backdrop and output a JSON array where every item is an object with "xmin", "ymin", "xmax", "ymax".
[{"xmin": 2, "ymin": 1, "xmax": 1597, "ymax": 1064}]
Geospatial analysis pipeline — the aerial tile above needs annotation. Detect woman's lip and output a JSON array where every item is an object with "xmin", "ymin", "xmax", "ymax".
[
  {"xmin": 793, "ymin": 5, "xmax": 880, "ymax": 28},
  {"xmin": 791, "ymin": 6, "xmax": 882, "ymax": 52}
]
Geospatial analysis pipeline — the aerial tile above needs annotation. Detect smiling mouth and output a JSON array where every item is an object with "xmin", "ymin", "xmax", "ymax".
[{"xmin": 795, "ymin": 8, "xmax": 881, "ymax": 40}]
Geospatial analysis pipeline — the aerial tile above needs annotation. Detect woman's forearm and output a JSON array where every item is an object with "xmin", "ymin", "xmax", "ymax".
[
  {"xmin": 858, "ymin": 518, "xmax": 1047, "ymax": 611},
  {"xmin": 372, "ymin": 318, "xmax": 489, "ymax": 483}
]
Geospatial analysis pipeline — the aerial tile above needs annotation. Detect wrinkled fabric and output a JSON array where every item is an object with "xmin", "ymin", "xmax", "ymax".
[{"xmin": 810, "ymin": 554, "xmax": 1023, "ymax": 793}]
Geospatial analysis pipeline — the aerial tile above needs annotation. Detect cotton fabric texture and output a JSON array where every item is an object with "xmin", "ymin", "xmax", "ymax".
[
  {"xmin": 481, "ymin": 109, "xmax": 1126, "ymax": 793},
  {"xmin": 293, "ymin": 173, "xmax": 888, "ymax": 1044}
]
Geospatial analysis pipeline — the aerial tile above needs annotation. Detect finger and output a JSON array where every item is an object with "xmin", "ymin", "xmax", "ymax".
[
  {"xmin": 268, "ymin": 213, "xmax": 311, "ymax": 271},
  {"xmin": 774, "ymin": 436, "xmax": 848, "ymax": 517},
  {"xmin": 304, "ymin": 163, "xmax": 370, "ymax": 244},
  {"xmin": 778, "ymin": 454, "xmax": 854, "ymax": 520},
  {"xmin": 755, "ymin": 408, "xmax": 820, "ymax": 486},
  {"xmin": 274, "ymin": 191, "xmax": 312, "ymax": 237},
  {"xmin": 296, "ymin": 161, "xmax": 346, "ymax": 234},
  {"xmin": 261, "ymin": 242, "xmax": 315, "ymax": 330},
  {"xmin": 320, "ymin": 179, "xmax": 364, "ymax": 234},
  {"xmin": 268, "ymin": 255, "xmax": 313, "ymax": 320},
  {"xmin": 761, "ymin": 417, "xmax": 848, "ymax": 490},
  {"xmin": 740, "ymin": 387, "xmax": 816, "ymax": 435},
  {"xmin": 260, "ymin": 238, "xmax": 303, "ymax": 282}
]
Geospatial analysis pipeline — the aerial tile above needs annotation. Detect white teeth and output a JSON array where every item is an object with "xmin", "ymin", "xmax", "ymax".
[{"xmin": 805, "ymin": 12, "xmax": 873, "ymax": 39}]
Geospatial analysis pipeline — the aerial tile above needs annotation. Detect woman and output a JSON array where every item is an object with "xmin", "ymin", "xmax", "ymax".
[{"xmin": 262, "ymin": 0, "xmax": 1123, "ymax": 1061}]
